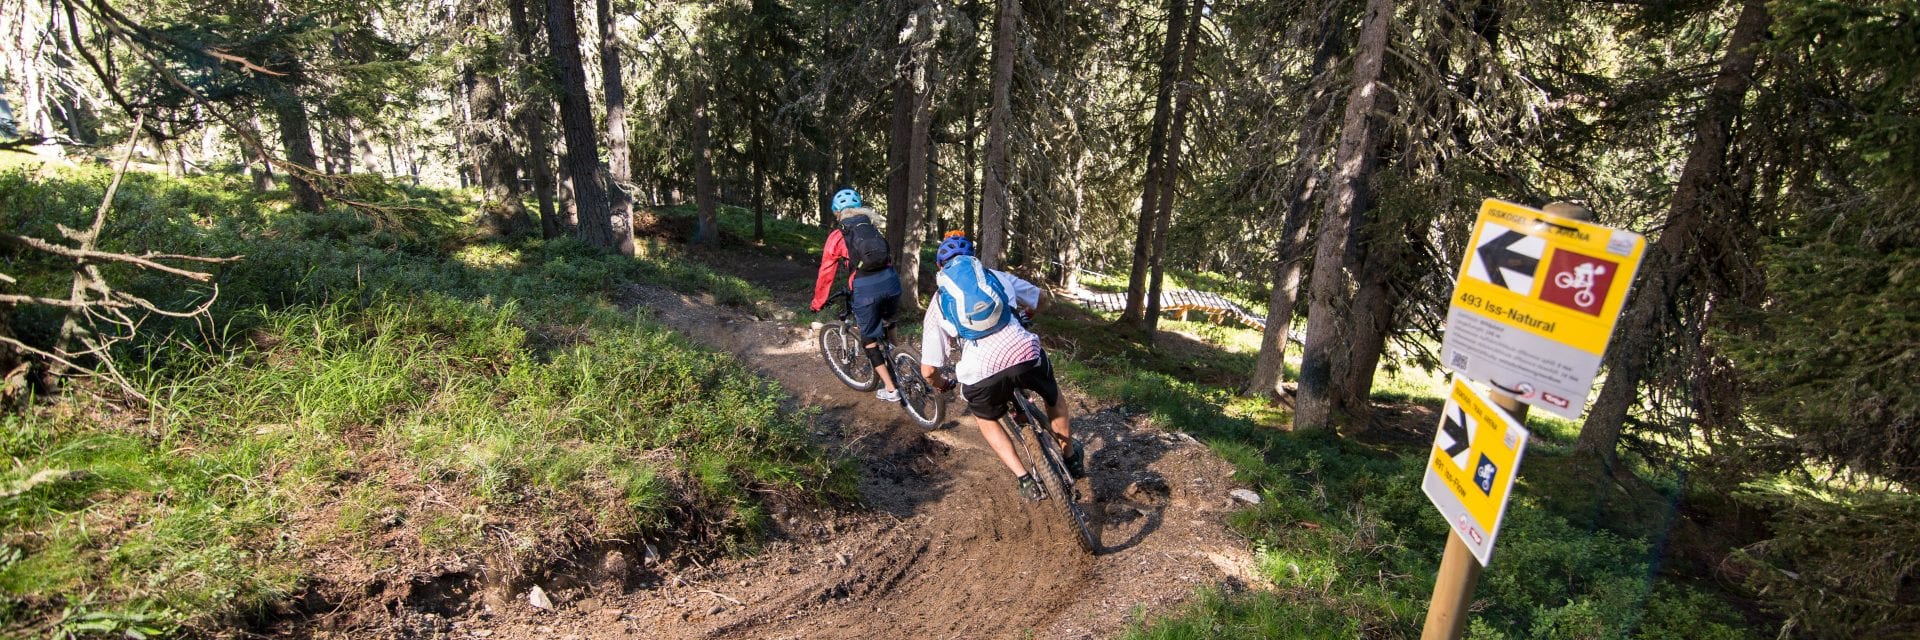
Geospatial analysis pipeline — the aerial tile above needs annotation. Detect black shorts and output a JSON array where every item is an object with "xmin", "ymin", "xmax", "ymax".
[{"xmin": 961, "ymin": 354, "xmax": 1061, "ymax": 421}]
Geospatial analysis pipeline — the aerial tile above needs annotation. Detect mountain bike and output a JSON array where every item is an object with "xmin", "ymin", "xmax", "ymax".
[
  {"xmin": 993, "ymin": 381, "xmax": 1098, "ymax": 554},
  {"xmin": 813, "ymin": 289, "xmax": 946, "ymax": 429}
]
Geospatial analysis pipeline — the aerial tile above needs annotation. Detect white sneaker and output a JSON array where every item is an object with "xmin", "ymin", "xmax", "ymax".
[{"xmin": 875, "ymin": 388, "xmax": 901, "ymax": 402}]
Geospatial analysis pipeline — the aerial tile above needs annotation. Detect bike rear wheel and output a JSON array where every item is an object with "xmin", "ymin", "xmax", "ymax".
[
  {"xmin": 891, "ymin": 352, "xmax": 945, "ymax": 429},
  {"xmin": 1014, "ymin": 392, "xmax": 1098, "ymax": 554},
  {"xmin": 818, "ymin": 323, "xmax": 878, "ymax": 391}
]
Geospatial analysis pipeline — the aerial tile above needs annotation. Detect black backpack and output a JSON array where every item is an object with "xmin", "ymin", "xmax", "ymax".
[{"xmin": 840, "ymin": 214, "xmax": 892, "ymax": 273}]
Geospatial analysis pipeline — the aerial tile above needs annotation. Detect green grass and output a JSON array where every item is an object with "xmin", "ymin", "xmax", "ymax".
[{"xmin": 0, "ymin": 167, "xmax": 849, "ymax": 637}]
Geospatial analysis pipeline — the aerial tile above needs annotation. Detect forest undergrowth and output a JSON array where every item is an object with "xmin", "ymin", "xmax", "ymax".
[{"xmin": 0, "ymin": 167, "xmax": 850, "ymax": 638}]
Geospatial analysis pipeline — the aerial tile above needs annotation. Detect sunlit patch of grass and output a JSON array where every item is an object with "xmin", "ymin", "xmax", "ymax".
[
  {"xmin": 454, "ymin": 243, "xmax": 524, "ymax": 269},
  {"xmin": 1367, "ymin": 363, "xmax": 1450, "ymax": 406}
]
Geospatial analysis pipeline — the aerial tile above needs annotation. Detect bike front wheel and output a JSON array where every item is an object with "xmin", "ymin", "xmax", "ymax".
[
  {"xmin": 818, "ymin": 323, "xmax": 879, "ymax": 391},
  {"xmin": 1016, "ymin": 392, "xmax": 1098, "ymax": 555},
  {"xmin": 891, "ymin": 352, "xmax": 946, "ymax": 429}
]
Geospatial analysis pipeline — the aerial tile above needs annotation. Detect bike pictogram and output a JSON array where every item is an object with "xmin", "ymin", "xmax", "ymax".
[
  {"xmin": 1553, "ymin": 262, "xmax": 1607, "ymax": 308},
  {"xmin": 1539, "ymin": 250, "xmax": 1619, "ymax": 316}
]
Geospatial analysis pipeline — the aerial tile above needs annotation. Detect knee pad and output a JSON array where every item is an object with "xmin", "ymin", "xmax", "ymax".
[{"xmin": 864, "ymin": 344, "xmax": 886, "ymax": 369}]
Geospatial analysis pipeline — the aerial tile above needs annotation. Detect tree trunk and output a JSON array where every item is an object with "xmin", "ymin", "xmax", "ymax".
[
  {"xmin": 816, "ymin": 148, "xmax": 834, "ymax": 228},
  {"xmin": 1119, "ymin": 0, "xmax": 1187, "ymax": 327},
  {"xmin": 247, "ymin": 119, "xmax": 276, "ymax": 192},
  {"xmin": 468, "ymin": 61, "xmax": 534, "ymax": 237},
  {"xmin": 1144, "ymin": 0, "xmax": 1204, "ymax": 337},
  {"xmin": 963, "ymin": 96, "xmax": 978, "ymax": 241},
  {"xmin": 510, "ymin": 0, "xmax": 563, "ymax": 239},
  {"xmin": 547, "ymin": 0, "xmax": 619, "ymax": 254},
  {"xmin": 751, "ymin": 122, "xmax": 767, "ymax": 241},
  {"xmin": 1246, "ymin": 8, "xmax": 1347, "ymax": 398},
  {"xmin": 596, "ymin": 0, "xmax": 636, "ymax": 252},
  {"xmin": 593, "ymin": 0, "xmax": 635, "ymax": 250},
  {"xmin": 888, "ymin": 4, "xmax": 916, "ymax": 251},
  {"xmin": 1577, "ymin": 0, "xmax": 1771, "ymax": 470},
  {"xmin": 1293, "ymin": 0, "xmax": 1393, "ymax": 433},
  {"xmin": 271, "ymin": 91, "xmax": 325, "ymax": 212},
  {"xmin": 598, "ymin": 0, "xmax": 630, "ymax": 185},
  {"xmin": 693, "ymin": 77, "xmax": 719, "ymax": 244},
  {"xmin": 977, "ymin": 0, "xmax": 1018, "ymax": 268},
  {"xmin": 1061, "ymin": 149, "xmax": 1085, "ymax": 289},
  {"xmin": 897, "ymin": 2, "xmax": 939, "ymax": 311}
]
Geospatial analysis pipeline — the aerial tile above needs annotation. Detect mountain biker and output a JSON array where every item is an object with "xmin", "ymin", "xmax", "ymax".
[
  {"xmin": 810, "ymin": 187, "xmax": 903, "ymax": 402},
  {"xmin": 918, "ymin": 232, "xmax": 1085, "ymax": 501}
]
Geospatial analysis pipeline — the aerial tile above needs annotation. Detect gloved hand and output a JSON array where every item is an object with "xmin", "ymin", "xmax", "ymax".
[{"xmin": 810, "ymin": 302, "xmax": 823, "ymax": 313}]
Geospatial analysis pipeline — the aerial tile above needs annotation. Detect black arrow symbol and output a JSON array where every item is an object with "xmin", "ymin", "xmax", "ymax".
[
  {"xmin": 1477, "ymin": 230, "xmax": 1540, "ymax": 289},
  {"xmin": 1441, "ymin": 410, "xmax": 1470, "ymax": 459}
]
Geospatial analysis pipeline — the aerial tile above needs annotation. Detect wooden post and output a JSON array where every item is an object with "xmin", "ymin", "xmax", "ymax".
[
  {"xmin": 1423, "ymin": 202, "xmax": 1589, "ymax": 640},
  {"xmin": 1422, "ymin": 389, "xmax": 1526, "ymax": 640}
]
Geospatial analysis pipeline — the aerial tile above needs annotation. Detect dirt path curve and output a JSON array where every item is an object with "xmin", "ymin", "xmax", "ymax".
[{"xmin": 454, "ymin": 249, "xmax": 1256, "ymax": 640}]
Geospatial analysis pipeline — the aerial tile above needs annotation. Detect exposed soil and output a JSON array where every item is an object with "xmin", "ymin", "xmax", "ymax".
[{"xmin": 354, "ymin": 247, "xmax": 1258, "ymax": 640}]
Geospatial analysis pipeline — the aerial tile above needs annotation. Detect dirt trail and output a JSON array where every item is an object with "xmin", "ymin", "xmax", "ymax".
[{"xmin": 443, "ymin": 250, "xmax": 1256, "ymax": 640}]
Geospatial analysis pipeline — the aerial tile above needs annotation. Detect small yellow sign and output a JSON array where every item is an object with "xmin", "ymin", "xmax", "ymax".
[
  {"xmin": 1423, "ymin": 378, "xmax": 1529, "ymax": 567},
  {"xmin": 1440, "ymin": 199, "xmax": 1648, "ymax": 419}
]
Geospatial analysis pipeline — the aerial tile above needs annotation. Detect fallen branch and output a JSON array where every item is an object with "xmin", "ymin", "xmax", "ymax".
[{"xmin": 2, "ymin": 235, "xmax": 239, "ymax": 282}]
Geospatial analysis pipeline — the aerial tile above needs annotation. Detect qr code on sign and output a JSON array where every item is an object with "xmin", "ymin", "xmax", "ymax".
[{"xmin": 1450, "ymin": 352, "xmax": 1470, "ymax": 370}]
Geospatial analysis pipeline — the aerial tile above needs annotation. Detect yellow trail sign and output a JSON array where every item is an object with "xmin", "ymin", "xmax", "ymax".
[
  {"xmin": 1422, "ymin": 378, "xmax": 1529, "ymax": 567},
  {"xmin": 1440, "ymin": 199, "xmax": 1647, "ymax": 419}
]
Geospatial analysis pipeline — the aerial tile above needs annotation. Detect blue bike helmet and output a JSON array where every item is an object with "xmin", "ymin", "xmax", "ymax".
[
  {"xmin": 831, "ymin": 188, "xmax": 862, "ymax": 212},
  {"xmin": 936, "ymin": 233, "xmax": 975, "ymax": 266}
]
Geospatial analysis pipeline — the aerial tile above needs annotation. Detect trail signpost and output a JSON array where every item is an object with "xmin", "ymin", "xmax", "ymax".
[
  {"xmin": 1440, "ymin": 199, "xmax": 1647, "ymax": 419},
  {"xmin": 1422, "ymin": 200, "xmax": 1638, "ymax": 640}
]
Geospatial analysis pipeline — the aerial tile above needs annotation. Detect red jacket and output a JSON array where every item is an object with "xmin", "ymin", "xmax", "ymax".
[{"xmin": 810, "ymin": 228, "xmax": 852, "ymax": 311}]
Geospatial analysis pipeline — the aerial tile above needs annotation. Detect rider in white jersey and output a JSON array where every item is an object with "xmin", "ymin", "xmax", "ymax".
[{"xmin": 920, "ymin": 233, "xmax": 1084, "ymax": 500}]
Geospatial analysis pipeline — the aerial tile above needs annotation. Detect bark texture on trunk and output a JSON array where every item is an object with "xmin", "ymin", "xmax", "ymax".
[
  {"xmin": 751, "ymin": 121, "xmax": 767, "ymax": 241},
  {"xmin": 1119, "ymin": 0, "xmax": 1187, "ymax": 327},
  {"xmin": 469, "ymin": 64, "xmax": 534, "ymax": 238},
  {"xmin": 547, "ymin": 0, "xmax": 619, "ymax": 254},
  {"xmin": 595, "ymin": 0, "xmax": 635, "ymax": 253},
  {"xmin": 271, "ymin": 93, "xmax": 325, "ymax": 213},
  {"xmin": 245, "ymin": 116, "xmax": 276, "ymax": 193},
  {"xmin": 510, "ymin": 0, "xmax": 563, "ymax": 239},
  {"xmin": 1144, "ymin": 0, "xmax": 1204, "ymax": 337},
  {"xmin": 597, "ymin": 0, "xmax": 629, "ymax": 184},
  {"xmin": 1294, "ymin": 0, "xmax": 1393, "ymax": 433},
  {"xmin": 693, "ymin": 78, "xmax": 718, "ymax": 244},
  {"xmin": 977, "ymin": 0, "xmax": 1019, "ymax": 268},
  {"xmin": 1577, "ymin": 0, "xmax": 1771, "ymax": 469},
  {"xmin": 1247, "ymin": 6, "xmax": 1346, "ymax": 398},
  {"xmin": 888, "ymin": 5, "xmax": 916, "ymax": 249},
  {"xmin": 898, "ymin": 3, "xmax": 940, "ymax": 310}
]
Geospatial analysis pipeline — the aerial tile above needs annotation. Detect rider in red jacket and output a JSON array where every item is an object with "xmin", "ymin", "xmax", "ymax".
[{"xmin": 810, "ymin": 188, "xmax": 902, "ymax": 402}]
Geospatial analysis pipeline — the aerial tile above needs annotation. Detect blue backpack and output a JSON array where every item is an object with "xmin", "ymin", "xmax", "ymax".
[{"xmin": 936, "ymin": 256, "xmax": 1015, "ymax": 341}]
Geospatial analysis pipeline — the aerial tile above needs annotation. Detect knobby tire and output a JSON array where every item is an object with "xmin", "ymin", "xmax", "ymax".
[
  {"xmin": 892, "ymin": 352, "xmax": 945, "ymax": 429},
  {"xmin": 818, "ymin": 323, "xmax": 878, "ymax": 391},
  {"xmin": 1014, "ymin": 392, "xmax": 1098, "ymax": 555}
]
